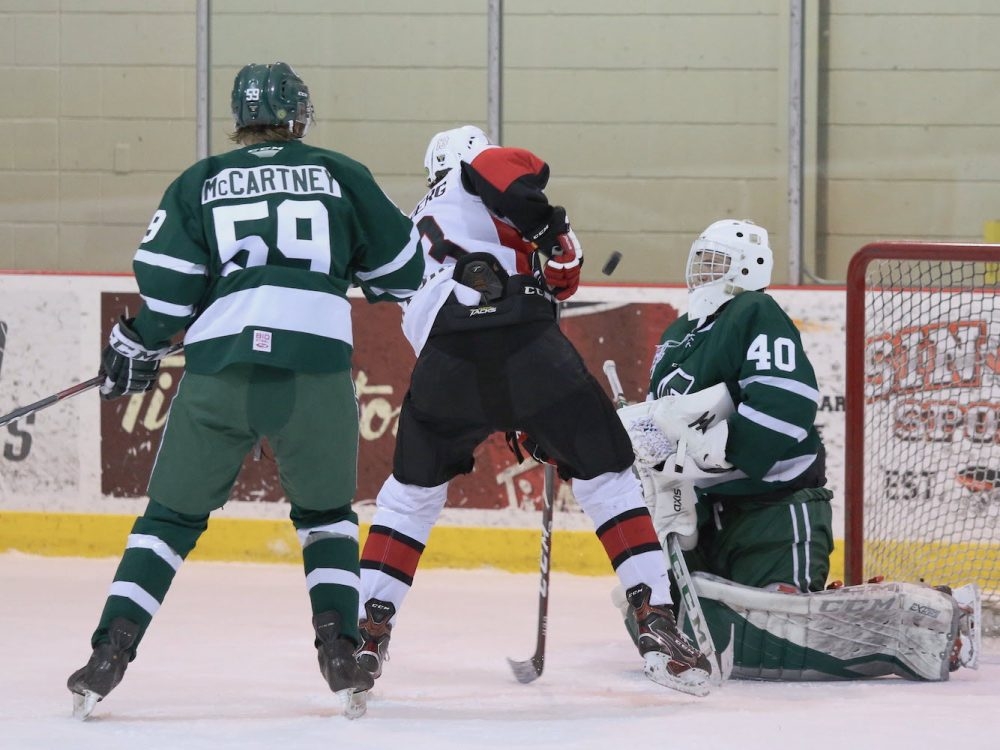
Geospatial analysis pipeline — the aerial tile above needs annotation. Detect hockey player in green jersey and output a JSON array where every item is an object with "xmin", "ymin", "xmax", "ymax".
[
  {"xmin": 647, "ymin": 218, "xmax": 834, "ymax": 592},
  {"xmin": 613, "ymin": 218, "xmax": 981, "ymax": 682},
  {"xmin": 67, "ymin": 62, "xmax": 424, "ymax": 719}
]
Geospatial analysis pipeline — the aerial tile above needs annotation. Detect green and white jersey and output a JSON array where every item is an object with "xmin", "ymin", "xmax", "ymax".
[
  {"xmin": 131, "ymin": 140, "xmax": 424, "ymax": 374},
  {"xmin": 648, "ymin": 291, "xmax": 825, "ymax": 497}
]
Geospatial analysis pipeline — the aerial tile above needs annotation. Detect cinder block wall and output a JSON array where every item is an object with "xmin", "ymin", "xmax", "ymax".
[{"xmin": 3, "ymin": 1, "xmax": 999, "ymax": 284}]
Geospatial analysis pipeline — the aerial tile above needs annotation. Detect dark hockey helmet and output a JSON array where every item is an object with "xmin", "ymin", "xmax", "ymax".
[{"xmin": 231, "ymin": 62, "xmax": 313, "ymax": 137}]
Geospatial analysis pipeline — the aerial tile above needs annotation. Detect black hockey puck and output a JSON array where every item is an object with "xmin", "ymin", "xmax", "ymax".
[{"xmin": 602, "ymin": 251, "xmax": 623, "ymax": 276}]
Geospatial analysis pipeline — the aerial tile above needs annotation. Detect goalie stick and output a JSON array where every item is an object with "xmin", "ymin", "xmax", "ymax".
[
  {"xmin": 602, "ymin": 359, "xmax": 731, "ymax": 686},
  {"xmin": 507, "ymin": 304, "xmax": 560, "ymax": 684},
  {"xmin": 0, "ymin": 342, "xmax": 184, "ymax": 429}
]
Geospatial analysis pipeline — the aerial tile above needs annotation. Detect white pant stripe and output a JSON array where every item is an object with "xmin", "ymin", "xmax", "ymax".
[{"xmin": 788, "ymin": 504, "xmax": 802, "ymax": 591}]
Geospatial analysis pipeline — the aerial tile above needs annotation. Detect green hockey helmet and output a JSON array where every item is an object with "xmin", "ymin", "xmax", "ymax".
[{"xmin": 231, "ymin": 62, "xmax": 313, "ymax": 137}]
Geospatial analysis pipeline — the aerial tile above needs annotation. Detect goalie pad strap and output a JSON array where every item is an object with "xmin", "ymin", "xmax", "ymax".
[{"xmin": 692, "ymin": 573, "xmax": 960, "ymax": 681}]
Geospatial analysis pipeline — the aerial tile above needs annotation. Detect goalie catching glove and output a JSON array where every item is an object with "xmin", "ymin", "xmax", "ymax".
[
  {"xmin": 617, "ymin": 383, "xmax": 736, "ymax": 474},
  {"xmin": 651, "ymin": 386, "xmax": 734, "ymax": 472},
  {"xmin": 99, "ymin": 317, "xmax": 172, "ymax": 400}
]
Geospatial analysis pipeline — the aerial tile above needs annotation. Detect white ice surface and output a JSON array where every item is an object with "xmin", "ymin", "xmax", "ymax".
[{"xmin": 3, "ymin": 552, "xmax": 999, "ymax": 750}]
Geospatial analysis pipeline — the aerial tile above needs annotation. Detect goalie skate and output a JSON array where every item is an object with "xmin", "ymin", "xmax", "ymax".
[{"xmin": 949, "ymin": 582, "xmax": 982, "ymax": 670}]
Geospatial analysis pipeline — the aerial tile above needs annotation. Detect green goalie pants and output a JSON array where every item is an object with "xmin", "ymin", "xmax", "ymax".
[
  {"xmin": 89, "ymin": 364, "xmax": 363, "ymax": 655},
  {"xmin": 686, "ymin": 488, "xmax": 834, "ymax": 593}
]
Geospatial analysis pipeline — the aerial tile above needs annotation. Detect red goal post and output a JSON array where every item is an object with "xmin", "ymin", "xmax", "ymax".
[{"xmin": 844, "ymin": 242, "xmax": 1000, "ymax": 616}]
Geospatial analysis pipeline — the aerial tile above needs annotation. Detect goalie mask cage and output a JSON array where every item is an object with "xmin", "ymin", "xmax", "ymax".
[{"xmin": 845, "ymin": 242, "xmax": 1000, "ymax": 625}]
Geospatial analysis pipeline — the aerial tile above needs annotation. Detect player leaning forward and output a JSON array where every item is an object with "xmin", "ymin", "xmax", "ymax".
[
  {"xmin": 352, "ymin": 125, "xmax": 713, "ymax": 698},
  {"xmin": 66, "ymin": 62, "xmax": 425, "ymax": 718},
  {"xmin": 615, "ymin": 219, "xmax": 981, "ymax": 681}
]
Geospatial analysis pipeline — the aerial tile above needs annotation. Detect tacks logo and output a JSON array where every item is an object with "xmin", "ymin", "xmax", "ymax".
[{"xmin": 469, "ymin": 306, "xmax": 497, "ymax": 316}]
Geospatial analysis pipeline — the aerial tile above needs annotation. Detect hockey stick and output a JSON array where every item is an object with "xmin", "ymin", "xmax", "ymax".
[
  {"xmin": 601, "ymin": 359, "xmax": 730, "ymax": 686},
  {"xmin": 507, "ymin": 302, "xmax": 561, "ymax": 684},
  {"xmin": 0, "ymin": 342, "xmax": 184, "ymax": 429},
  {"xmin": 0, "ymin": 375, "xmax": 104, "ymax": 429}
]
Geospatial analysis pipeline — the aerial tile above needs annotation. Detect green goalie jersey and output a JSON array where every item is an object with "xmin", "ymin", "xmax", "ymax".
[
  {"xmin": 648, "ymin": 291, "xmax": 827, "ymax": 497},
  {"xmin": 130, "ymin": 140, "xmax": 424, "ymax": 374}
]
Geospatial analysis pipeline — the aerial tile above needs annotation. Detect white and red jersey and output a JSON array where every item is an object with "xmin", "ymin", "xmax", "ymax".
[{"xmin": 400, "ymin": 144, "xmax": 555, "ymax": 354}]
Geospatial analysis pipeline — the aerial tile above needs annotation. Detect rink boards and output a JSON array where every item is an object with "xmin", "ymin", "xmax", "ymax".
[{"xmin": 0, "ymin": 272, "xmax": 848, "ymax": 578}]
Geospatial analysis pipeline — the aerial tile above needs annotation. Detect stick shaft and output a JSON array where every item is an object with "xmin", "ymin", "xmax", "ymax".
[
  {"xmin": 0, "ymin": 342, "xmax": 184, "ymax": 429},
  {"xmin": 508, "ymin": 304, "xmax": 560, "ymax": 683}
]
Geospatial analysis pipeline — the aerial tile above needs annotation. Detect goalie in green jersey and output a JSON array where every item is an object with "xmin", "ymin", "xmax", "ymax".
[
  {"xmin": 613, "ymin": 218, "xmax": 981, "ymax": 682},
  {"xmin": 66, "ymin": 62, "xmax": 424, "ymax": 720}
]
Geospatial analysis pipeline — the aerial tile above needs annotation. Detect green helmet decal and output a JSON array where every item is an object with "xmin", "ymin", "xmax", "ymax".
[{"xmin": 231, "ymin": 62, "xmax": 313, "ymax": 137}]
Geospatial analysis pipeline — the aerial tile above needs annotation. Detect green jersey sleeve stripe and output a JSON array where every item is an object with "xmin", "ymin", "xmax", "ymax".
[
  {"xmin": 134, "ymin": 249, "xmax": 208, "ymax": 276},
  {"xmin": 353, "ymin": 226, "xmax": 422, "ymax": 283},
  {"xmin": 739, "ymin": 375, "xmax": 820, "ymax": 403},
  {"xmin": 764, "ymin": 454, "xmax": 820, "ymax": 483},
  {"xmin": 184, "ymin": 285, "xmax": 352, "ymax": 346},
  {"xmin": 141, "ymin": 295, "xmax": 197, "ymax": 317},
  {"xmin": 737, "ymin": 403, "xmax": 809, "ymax": 442}
]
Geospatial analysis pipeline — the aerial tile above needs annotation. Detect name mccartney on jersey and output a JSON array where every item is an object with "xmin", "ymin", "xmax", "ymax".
[{"xmin": 202, "ymin": 165, "xmax": 341, "ymax": 204}]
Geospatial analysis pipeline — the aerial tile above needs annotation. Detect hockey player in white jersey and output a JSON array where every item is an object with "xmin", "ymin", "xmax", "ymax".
[{"xmin": 353, "ymin": 126, "xmax": 712, "ymax": 702}]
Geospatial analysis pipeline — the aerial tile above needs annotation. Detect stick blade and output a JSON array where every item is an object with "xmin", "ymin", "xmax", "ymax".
[{"xmin": 507, "ymin": 655, "xmax": 543, "ymax": 684}]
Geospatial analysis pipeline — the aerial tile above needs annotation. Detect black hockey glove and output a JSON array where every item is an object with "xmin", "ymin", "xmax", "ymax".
[
  {"xmin": 99, "ymin": 317, "xmax": 171, "ymax": 400},
  {"xmin": 526, "ymin": 206, "xmax": 570, "ymax": 259}
]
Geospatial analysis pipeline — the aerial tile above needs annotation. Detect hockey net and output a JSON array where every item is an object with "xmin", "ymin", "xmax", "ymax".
[{"xmin": 844, "ymin": 242, "xmax": 1000, "ymax": 632}]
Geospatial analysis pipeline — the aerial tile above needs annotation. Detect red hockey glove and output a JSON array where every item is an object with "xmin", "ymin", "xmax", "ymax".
[{"xmin": 543, "ymin": 230, "xmax": 583, "ymax": 301}]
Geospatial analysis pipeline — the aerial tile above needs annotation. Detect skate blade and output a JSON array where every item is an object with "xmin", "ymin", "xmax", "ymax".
[
  {"xmin": 341, "ymin": 689, "xmax": 368, "ymax": 720},
  {"xmin": 643, "ymin": 652, "xmax": 711, "ymax": 697},
  {"xmin": 72, "ymin": 690, "xmax": 100, "ymax": 720}
]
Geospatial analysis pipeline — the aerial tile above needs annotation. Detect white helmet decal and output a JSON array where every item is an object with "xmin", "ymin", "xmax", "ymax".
[
  {"xmin": 423, "ymin": 125, "xmax": 491, "ymax": 186},
  {"xmin": 685, "ymin": 219, "xmax": 773, "ymax": 320}
]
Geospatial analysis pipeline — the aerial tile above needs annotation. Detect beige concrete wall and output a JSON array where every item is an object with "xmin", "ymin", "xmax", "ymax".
[
  {"xmin": 817, "ymin": 1, "xmax": 1000, "ymax": 280},
  {"xmin": 2, "ymin": 1, "xmax": 999, "ymax": 285}
]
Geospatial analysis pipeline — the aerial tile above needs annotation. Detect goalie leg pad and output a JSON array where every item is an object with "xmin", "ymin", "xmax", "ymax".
[{"xmin": 692, "ymin": 573, "xmax": 962, "ymax": 681}]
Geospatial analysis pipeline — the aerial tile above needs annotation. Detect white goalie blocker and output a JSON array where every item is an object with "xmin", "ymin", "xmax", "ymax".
[{"xmin": 692, "ymin": 574, "xmax": 982, "ymax": 681}]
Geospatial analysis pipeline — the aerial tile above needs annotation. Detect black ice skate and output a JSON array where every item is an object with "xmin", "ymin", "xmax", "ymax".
[
  {"xmin": 626, "ymin": 583, "xmax": 712, "ymax": 697},
  {"xmin": 66, "ymin": 617, "xmax": 140, "ymax": 720},
  {"xmin": 356, "ymin": 597, "xmax": 395, "ymax": 680},
  {"xmin": 313, "ymin": 610, "xmax": 375, "ymax": 693}
]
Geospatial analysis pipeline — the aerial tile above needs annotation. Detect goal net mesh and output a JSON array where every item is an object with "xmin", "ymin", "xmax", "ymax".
[{"xmin": 846, "ymin": 245, "xmax": 1000, "ymax": 625}]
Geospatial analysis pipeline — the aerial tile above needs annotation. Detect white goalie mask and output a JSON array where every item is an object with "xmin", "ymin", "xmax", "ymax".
[
  {"xmin": 685, "ymin": 219, "xmax": 773, "ymax": 320},
  {"xmin": 423, "ymin": 125, "xmax": 491, "ymax": 186}
]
